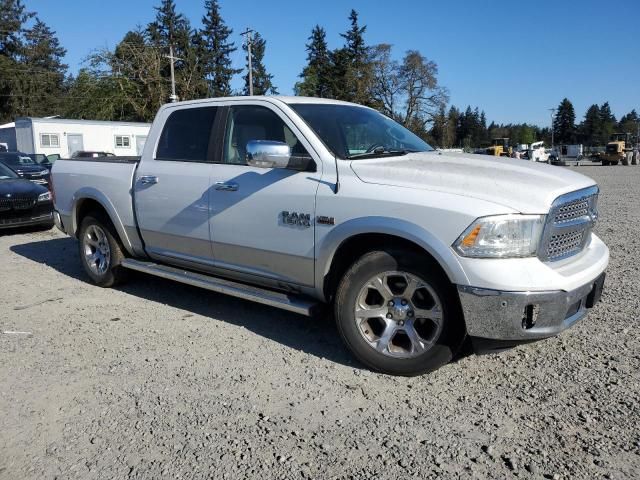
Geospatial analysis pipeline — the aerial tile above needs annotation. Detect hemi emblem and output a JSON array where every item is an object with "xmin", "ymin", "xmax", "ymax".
[{"xmin": 316, "ymin": 216, "xmax": 335, "ymax": 225}]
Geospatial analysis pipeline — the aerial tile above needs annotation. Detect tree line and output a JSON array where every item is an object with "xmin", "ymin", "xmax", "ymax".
[
  {"xmin": 0, "ymin": 0, "xmax": 450, "ymax": 139},
  {"xmin": 552, "ymin": 98, "xmax": 638, "ymax": 147},
  {"xmin": 0, "ymin": 0, "xmax": 637, "ymax": 149}
]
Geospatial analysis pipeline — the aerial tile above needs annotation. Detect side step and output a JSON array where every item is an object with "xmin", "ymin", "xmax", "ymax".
[{"xmin": 120, "ymin": 258, "xmax": 319, "ymax": 316}]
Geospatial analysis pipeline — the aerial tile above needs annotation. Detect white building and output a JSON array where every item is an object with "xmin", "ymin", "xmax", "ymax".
[
  {"xmin": 1, "ymin": 117, "xmax": 151, "ymax": 157},
  {"xmin": 0, "ymin": 121, "xmax": 16, "ymax": 151}
]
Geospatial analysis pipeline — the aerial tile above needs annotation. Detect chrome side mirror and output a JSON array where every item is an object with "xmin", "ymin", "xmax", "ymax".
[{"xmin": 246, "ymin": 140, "xmax": 291, "ymax": 169}]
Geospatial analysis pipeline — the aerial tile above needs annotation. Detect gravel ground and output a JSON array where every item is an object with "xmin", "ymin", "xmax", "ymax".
[{"xmin": 1, "ymin": 165, "xmax": 639, "ymax": 480}]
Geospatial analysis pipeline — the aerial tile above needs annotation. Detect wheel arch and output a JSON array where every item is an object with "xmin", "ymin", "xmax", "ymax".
[
  {"xmin": 317, "ymin": 217, "xmax": 469, "ymax": 302},
  {"xmin": 72, "ymin": 188, "xmax": 135, "ymax": 255}
]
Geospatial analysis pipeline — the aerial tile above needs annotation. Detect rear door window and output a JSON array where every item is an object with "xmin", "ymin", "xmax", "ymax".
[{"xmin": 156, "ymin": 107, "xmax": 218, "ymax": 162}]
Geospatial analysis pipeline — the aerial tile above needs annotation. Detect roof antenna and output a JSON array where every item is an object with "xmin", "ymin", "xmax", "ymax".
[{"xmin": 334, "ymin": 155, "xmax": 340, "ymax": 194}]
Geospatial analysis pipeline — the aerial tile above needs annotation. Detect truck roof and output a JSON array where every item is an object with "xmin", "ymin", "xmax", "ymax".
[{"xmin": 160, "ymin": 95, "xmax": 363, "ymax": 109}]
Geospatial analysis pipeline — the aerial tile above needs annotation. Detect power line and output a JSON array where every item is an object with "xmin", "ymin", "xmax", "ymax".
[
  {"xmin": 0, "ymin": 93, "xmax": 130, "ymax": 99},
  {"xmin": 0, "ymin": 66, "xmax": 172, "ymax": 83}
]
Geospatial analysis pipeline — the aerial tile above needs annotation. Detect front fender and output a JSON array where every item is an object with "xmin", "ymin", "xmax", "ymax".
[{"xmin": 314, "ymin": 216, "xmax": 470, "ymax": 299}]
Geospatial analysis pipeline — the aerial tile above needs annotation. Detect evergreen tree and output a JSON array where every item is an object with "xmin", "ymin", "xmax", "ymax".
[
  {"xmin": 242, "ymin": 32, "xmax": 277, "ymax": 95},
  {"xmin": 0, "ymin": 0, "xmax": 31, "ymax": 56},
  {"xmin": 16, "ymin": 18, "xmax": 68, "ymax": 116},
  {"xmin": 579, "ymin": 104, "xmax": 600, "ymax": 146},
  {"xmin": 147, "ymin": 0, "xmax": 201, "ymax": 101},
  {"xmin": 447, "ymin": 106, "xmax": 460, "ymax": 147},
  {"xmin": 336, "ymin": 9, "xmax": 372, "ymax": 105},
  {"xmin": 0, "ymin": 0, "xmax": 33, "ymax": 122},
  {"xmin": 597, "ymin": 102, "xmax": 616, "ymax": 145},
  {"xmin": 553, "ymin": 98, "xmax": 576, "ymax": 144},
  {"xmin": 618, "ymin": 109, "xmax": 639, "ymax": 136},
  {"xmin": 429, "ymin": 105, "xmax": 447, "ymax": 147},
  {"xmin": 111, "ymin": 29, "xmax": 168, "ymax": 120},
  {"xmin": 147, "ymin": 0, "xmax": 190, "ymax": 49},
  {"xmin": 328, "ymin": 47, "xmax": 351, "ymax": 101},
  {"xmin": 341, "ymin": 9, "xmax": 367, "ymax": 64},
  {"xmin": 479, "ymin": 111, "xmax": 488, "ymax": 145},
  {"xmin": 295, "ymin": 25, "xmax": 332, "ymax": 98},
  {"xmin": 198, "ymin": 0, "xmax": 239, "ymax": 97}
]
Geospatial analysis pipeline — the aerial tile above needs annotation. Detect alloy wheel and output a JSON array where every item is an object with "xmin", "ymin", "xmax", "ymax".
[
  {"xmin": 83, "ymin": 224, "xmax": 111, "ymax": 276},
  {"xmin": 354, "ymin": 271, "xmax": 444, "ymax": 359}
]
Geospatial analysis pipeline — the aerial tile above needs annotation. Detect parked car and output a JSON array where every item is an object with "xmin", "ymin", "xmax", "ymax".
[
  {"xmin": 71, "ymin": 151, "xmax": 115, "ymax": 158},
  {"xmin": 0, "ymin": 152, "xmax": 50, "ymax": 187},
  {"xmin": 26, "ymin": 153, "xmax": 58, "ymax": 171},
  {"xmin": 51, "ymin": 96, "xmax": 608, "ymax": 376},
  {"xmin": 526, "ymin": 141, "xmax": 550, "ymax": 163},
  {"xmin": 0, "ymin": 162, "xmax": 53, "ymax": 230}
]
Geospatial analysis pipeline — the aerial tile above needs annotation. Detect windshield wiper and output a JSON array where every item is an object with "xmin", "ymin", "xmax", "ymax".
[{"xmin": 346, "ymin": 149, "xmax": 417, "ymax": 160}]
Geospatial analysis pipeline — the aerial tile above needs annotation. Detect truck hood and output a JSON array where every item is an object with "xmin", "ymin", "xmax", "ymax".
[{"xmin": 350, "ymin": 151, "xmax": 597, "ymax": 213}]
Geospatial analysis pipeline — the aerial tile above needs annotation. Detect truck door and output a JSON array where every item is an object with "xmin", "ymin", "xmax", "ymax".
[
  {"xmin": 134, "ymin": 105, "xmax": 219, "ymax": 268},
  {"xmin": 208, "ymin": 103, "xmax": 319, "ymax": 288}
]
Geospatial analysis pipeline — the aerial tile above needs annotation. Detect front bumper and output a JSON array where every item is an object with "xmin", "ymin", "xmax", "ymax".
[
  {"xmin": 458, "ymin": 272, "xmax": 605, "ymax": 347},
  {"xmin": 0, "ymin": 212, "xmax": 53, "ymax": 229}
]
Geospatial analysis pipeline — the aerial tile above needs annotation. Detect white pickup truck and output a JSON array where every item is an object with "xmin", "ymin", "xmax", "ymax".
[{"xmin": 51, "ymin": 96, "xmax": 608, "ymax": 376}]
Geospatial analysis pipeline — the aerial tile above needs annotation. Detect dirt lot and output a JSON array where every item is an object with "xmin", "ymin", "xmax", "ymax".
[{"xmin": 1, "ymin": 166, "xmax": 639, "ymax": 480}]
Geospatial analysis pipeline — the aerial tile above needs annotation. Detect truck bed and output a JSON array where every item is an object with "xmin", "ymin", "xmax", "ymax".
[
  {"xmin": 59, "ymin": 156, "xmax": 140, "ymax": 164},
  {"xmin": 52, "ymin": 157, "xmax": 144, "ymax": 255}
]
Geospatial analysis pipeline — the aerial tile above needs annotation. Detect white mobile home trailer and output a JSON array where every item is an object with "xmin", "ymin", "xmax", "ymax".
[
  {"xmin": 0, "ymin": 121, "xmax": 17, "ymax": 151},
  {"xmin": 14, "ymin": 118, "xmax": 151, "ymax": 157}
]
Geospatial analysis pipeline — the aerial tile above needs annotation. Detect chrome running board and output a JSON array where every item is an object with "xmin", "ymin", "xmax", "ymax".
[{"xmin": 120, "ymin": 258, "xmax": 318, "ymax": 316}]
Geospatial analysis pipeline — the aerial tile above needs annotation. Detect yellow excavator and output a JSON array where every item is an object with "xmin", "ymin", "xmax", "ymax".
[
  {"xmin": 602, "ymin": 133, "xmax": 635, "ymax": 166},
  {"xmin": 485, "ymin": 138, "xmax": 512, "ymax": 157}
]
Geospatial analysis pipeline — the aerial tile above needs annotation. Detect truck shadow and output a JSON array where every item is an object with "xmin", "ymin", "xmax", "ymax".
[{"xmin": 10, "ymin": 237, "xmax": 358, "ymax": 369}]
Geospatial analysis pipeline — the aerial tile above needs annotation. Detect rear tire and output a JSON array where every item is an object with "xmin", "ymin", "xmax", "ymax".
[
  {"xmin": 334, "ymin": 249, "xmax": 465, "ymax": 376},
  {"xmin": 78, "ymin": 212, "xmax": 128, "ymax": 287}
]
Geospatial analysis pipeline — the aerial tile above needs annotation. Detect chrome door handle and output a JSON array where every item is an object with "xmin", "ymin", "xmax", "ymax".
[
  {"xmin": 215, "ymin": 181, "xmax": 239, "ymax": 192},
  {"xmin": 139, "ymin": 175, "xmax": 159, "ymax": 185}
]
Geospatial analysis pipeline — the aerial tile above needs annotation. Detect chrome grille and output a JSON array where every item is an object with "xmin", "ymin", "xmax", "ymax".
[
  {"xmin": 547, "ymin": 230, "xmax": 586, "ymax": 260},
  {"xmin": 553, "ymin": 199, "xmax": 590, "ymax": 224},
  {"xmin": 539, "ymin": 186, "xmax": 599, "ymax": 262}
]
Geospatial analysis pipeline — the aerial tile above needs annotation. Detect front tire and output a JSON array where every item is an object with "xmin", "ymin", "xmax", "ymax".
[
  {"xmin": 78, "ymin": 213, "xmax": 128, "ymax": 287},
  {"xmin": 334, "ymin": 250, "xmax": 465, "ymax": 376}
]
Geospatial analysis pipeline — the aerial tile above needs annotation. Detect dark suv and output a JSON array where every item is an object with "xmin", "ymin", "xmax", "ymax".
[
  {"xmin": 0, "ymin": 162, "xmax": 53, "ymax": 230},
  {"xmin": 0, "ymin": 152, "xmax": 51, "ymax": 187}
]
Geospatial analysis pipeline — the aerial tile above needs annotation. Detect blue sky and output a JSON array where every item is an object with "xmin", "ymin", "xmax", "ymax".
[{"xmin": 28, "ymin": 0, "xmax": 639, "ymax": 126}]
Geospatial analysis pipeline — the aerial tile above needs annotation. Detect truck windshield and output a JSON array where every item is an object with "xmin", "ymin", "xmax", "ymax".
[{"xmin": 290, "ymin": 103, "xmax": 433, "ymax": 159}]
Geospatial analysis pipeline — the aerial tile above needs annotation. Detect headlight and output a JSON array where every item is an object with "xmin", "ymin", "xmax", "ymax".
[
  {"xmin": 454, "ymin": 214, "xmax": 545, "ymax": 258},
  {"xmin": 40, "ymin": 170, "xmax": 49, "ymax": 175},
  {"xmin": 37, "ymin": 191, "xmax": 52, "ymax": 202}
]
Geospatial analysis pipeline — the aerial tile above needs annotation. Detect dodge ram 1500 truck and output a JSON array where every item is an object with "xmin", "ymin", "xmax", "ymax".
[{"xmin": 51, "ymin": 96, "xmax": 608, "ymax": 376}]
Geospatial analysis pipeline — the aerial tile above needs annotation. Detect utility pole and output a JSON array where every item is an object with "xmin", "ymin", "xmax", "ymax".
[
  {"xmin": 166, "ymin": 44, "xmax": 180, "ymax": 103},
  {"xmin": 240, "ymin": 28, "xmax": 254, "ymax": 96},
  {"xmin": 549, "ymin": 108, "xmax": 556, "ymax": 150}
]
